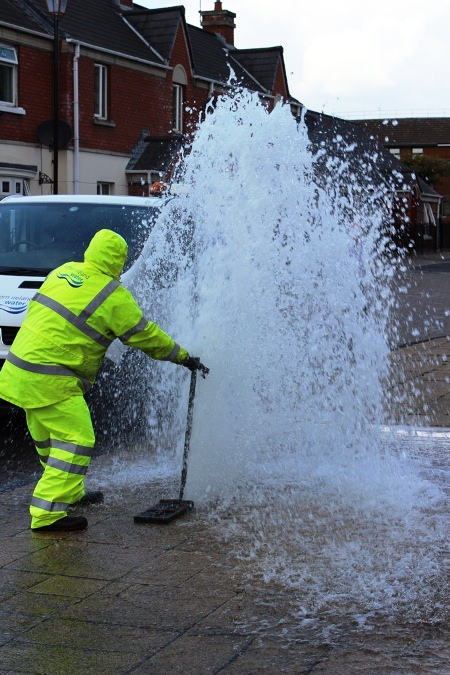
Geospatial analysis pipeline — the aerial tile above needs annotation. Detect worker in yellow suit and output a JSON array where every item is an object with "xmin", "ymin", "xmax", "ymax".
[{"xmin": 0, "ymin": 229, "xmax": 207, "ymax": 533}]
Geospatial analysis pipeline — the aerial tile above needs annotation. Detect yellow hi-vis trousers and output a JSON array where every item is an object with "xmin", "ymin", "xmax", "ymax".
[{"xmin": 25, "ymin": 396, "xmax": 95, "ymax": 529}]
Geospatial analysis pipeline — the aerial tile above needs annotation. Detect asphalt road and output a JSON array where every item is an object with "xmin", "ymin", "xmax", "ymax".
[{"xmin": 393, "ymin": 252, "xmax": 450, "ymax": 346}]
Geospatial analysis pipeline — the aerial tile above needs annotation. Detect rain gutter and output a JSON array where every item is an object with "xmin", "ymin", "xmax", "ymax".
[
  {"xmin": 72, "ymin": 42, "xmax": 80, "ymax": 194},
  {"xmin": 66, "ymin": 38, "xmax": 170, "ymax": 70},
  {"xmin": 194, "ymin": 74, "xmax": 275, "ymax": 100}
]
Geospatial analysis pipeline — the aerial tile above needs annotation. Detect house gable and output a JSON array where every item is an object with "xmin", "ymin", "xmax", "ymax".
[
  {"xmin": 233, "ymin": 47, "xmax": 288, "ymax": 99},
  {"xmin": 124, "ymin": 6, "xmax": 185, "ymax": 65}
]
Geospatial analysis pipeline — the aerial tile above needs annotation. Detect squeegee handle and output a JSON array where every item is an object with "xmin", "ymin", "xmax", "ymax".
[{"xmin": 179, "ymin": 368, "xmax": 197, "ymax": 500}]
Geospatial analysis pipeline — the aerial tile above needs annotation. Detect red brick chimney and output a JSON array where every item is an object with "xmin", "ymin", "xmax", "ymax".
[
  {"xmin": 200, "ymin": 2, "xmax": 236, "ymax": 47},
  {"xmin": 116, "ymin": 0, "xmax": 133, "ymax": 9}
]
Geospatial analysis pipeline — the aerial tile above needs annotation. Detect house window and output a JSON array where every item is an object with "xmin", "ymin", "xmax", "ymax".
[
  {"xmin": 97, "ymin": 182, "xmax": 113, "ymax": 195},
  {"xmin": 0, "ymin": 44, "xmax": 18, "ymax": 106},
  {"xmin": 173, "ymin": 84, "xmax": 183, "ymax": 133},
  {"xmin": 424, "ymin": 202, "xmax": 436, "ymax": 225},
  {"xmin": 423, "ymin": 202, "xmax": 436, "ymax": 240},
  {"xmin": 172, "ymin": 65, "xmax": 187, "ymax": 134},
  {"xmin": 443, "ymin": 198, "xmax": 450, "ymax": 217},
  {"xmin": 94, "ymin": 64, "xmax": 108, "ymax": 119},
  {"xmin": 389, "ymin": 148, "xmax": 400, "ymax": 157},
  {"xmin": 0, "ymin": 177, "xmax": 23, "ymax": 197},
  {"xmin": 412, "ymin": 148, "xmax": 423, "ymax": 154}
]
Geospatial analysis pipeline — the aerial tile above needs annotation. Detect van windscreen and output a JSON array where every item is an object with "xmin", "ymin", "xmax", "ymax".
[{"xmin": 0, "ymin": 202, "xmax": 161, "ymax": 276}]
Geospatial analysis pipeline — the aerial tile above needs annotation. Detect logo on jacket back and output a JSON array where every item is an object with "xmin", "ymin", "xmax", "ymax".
[{"xmin": 57, "ymin": 271, "xmax": 84, "ymax": 288}]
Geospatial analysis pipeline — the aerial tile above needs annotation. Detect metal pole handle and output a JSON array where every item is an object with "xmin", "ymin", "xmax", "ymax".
[{"xmin": 179, "ymin": 368, "xmax": 197, "ymax": 500}]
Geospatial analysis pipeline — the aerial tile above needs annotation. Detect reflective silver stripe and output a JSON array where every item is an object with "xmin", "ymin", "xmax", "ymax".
[
  {"xmin": 162, "ymin": 342, "xmax": 181, "ymax": 362},
  {"xmin": 81, "ymin": 280, "xmax": 119, "ymax": 319},
  {"xmin": 31, "ymin": 496, "xmax": 68, "ymax": 512},
  {"xmin": 32, "ymin": 437, "xmax": 50, "ymax": 449},
  {"xmin": 33, "ymin": 293, "xmax": 113, "ymax": 348},
  {"xmin": 119, "ymin": 317, "xmax": 148, "ymax": 343},
  {"xmin": 8, "ymin": 352, "xmax": 82, "ymax": 379},
  {"xmin": 49, "ymin": 439, "xmax": 94, "ymax": 457},
  {"xmin": 77, "ymin": 280, "xmax": 119, "ymax": 346},
  {"xmin": 72, "ymin": 321, "xmax": 112, "ymax": 347},
  {"xmin": 7, "ymin": 352, "xmax": 92, "ymax": 393},
  {"xmin": 46, "ymin": 457, "xmax": 88, "ymax": 475},
  {"xmin": 34, "ymin": 292, "xmax": 78, "ymax": 324}
]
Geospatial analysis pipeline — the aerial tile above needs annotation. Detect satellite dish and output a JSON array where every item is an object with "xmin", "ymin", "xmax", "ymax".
[{"xmin": 37, "ymin": 120, "xmax": 73, "ymax": 148}]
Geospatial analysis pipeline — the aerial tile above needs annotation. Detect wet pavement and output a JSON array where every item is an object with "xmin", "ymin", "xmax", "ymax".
[
  {"xmin": 2, "ymin": 458, "xmax": 450, "ymax": 675},
  {"xmin": 388, "ymin": 250, "xmax": 450, "ymax": 428},
  {"xmin": 1, "ymin": 251, "xmax": 450, "ymax": 674},
  {"xmin": 0, "ymin": 477, "xmax": 449, "ymax": 675},
  {"xmin": 388, "ymin": 335, "xmax": 450, "ymax": 428}
]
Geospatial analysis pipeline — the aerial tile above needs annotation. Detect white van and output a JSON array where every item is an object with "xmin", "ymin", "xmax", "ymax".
[{"xmin": 0, "ymin": 194, "xmax": 167, "ymax": 369}]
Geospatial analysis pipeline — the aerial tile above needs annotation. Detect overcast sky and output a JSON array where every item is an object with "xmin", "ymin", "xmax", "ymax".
[{"xmin": 136, "ymin": 0, "xmax": 450, "ymax": 119}]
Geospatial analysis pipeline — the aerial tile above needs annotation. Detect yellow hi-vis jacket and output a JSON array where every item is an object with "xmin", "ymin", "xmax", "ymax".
[{"xmin": 0, "ymin": 229, "xmax": 189, "ymax": 408}]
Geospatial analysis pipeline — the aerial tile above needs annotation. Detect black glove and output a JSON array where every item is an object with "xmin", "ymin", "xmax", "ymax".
[{"xmin": 183, "ymin": 356, "xmax": 209, "ymax": 376}]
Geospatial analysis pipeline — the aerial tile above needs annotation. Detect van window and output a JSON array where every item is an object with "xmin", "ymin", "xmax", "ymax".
[{"xmin": 0, "ymin": 201, "xmax": 161, "ymax": 276}]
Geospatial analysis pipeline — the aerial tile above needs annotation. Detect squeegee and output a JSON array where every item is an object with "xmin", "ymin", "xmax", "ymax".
[{"xmin": 134, "ymin": 364, "xmax": 207, "ymax": 524}]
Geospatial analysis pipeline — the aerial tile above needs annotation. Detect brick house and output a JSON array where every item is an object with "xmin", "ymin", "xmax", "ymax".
[
  {"xmin": 302, "ymin": 110, "xmax": 443, "ymax": 252},
  {"xmin": 0, "ymin": 0, "xmax": 301, "ymax": 197},
  {"xmin": 355, "ymin": 118, "xmax": 450, "ymax": 250}
]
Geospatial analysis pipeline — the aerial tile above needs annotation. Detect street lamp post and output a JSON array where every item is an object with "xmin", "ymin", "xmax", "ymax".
[{"xmin": 45, "ymin": 0, "xmax": 68, "ymax": 195}]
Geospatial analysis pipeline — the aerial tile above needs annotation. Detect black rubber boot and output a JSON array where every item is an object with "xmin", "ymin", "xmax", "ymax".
[
  {"xmin": 32, "ymin": 516, "xmax": 88, "ymax": 532},
  {"xmin": 75, "ymin": 491, "xmax": 104, "ymax": 506}
]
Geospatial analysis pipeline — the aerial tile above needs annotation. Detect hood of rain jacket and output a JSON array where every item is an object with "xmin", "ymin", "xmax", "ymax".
[{"xmin": 84, "ymin": 229, "xmax": 128, "ymax": 280}]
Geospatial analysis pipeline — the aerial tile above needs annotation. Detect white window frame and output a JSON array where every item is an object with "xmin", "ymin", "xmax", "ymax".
[
  {"xmin": 0, "ymin": 177, "xmax": 24, "ymax": 197},
  {"xmin": 97, "ymin": 182, "xmax": 112, "ymax": 195},
  {"xmin": 424, "ymin": 202, "xmax": 436, "ymax": 226},
  {"xmin": 172, "ymin": 65, "xmax": 187, "ymax": 134},
  {"xmin": 94, "ymin": 63, "xmax": 108, "ymax": 120},
  {"xmin": 0, "ymin": 44, "xmax": 18, "ymax": 107},
  {"xmin": 173, "ymin": 83, "xmax": 183, "ymax": 133},
  {"xmin": 423, "ymin": 202, "xmax": 436, "ymax": 240}
]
